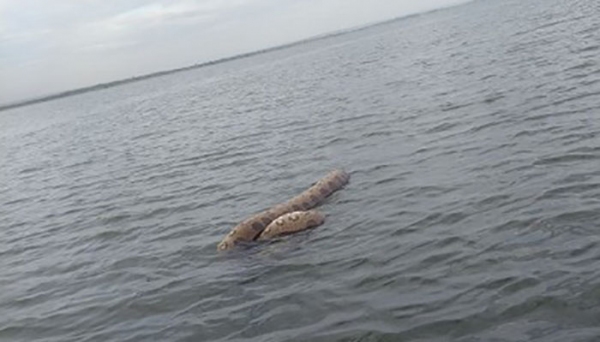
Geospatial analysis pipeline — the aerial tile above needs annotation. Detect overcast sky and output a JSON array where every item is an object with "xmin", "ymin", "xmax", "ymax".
[{"xmin": 0, "ymin": 0, "xmax": 469, "ymax": 104}]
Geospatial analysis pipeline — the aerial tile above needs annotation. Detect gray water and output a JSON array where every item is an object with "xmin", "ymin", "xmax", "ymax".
[{"xmin": 2, "ymin": 0, "xmax": 600, "ymax": 341}]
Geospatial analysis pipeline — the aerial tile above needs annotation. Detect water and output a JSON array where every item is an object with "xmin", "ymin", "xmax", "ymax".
[{"xmin": 1, "ymin": 0, "xmax": 600, "ymax": 340}]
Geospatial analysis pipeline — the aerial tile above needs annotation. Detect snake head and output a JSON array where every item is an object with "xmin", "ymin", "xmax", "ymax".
[{"xmin": 217, "ymin": 237, "xmax": 235, "ymax": 251}]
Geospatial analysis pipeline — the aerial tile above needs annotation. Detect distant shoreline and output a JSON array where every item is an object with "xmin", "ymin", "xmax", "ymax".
[
  {"xmin": 0, "ymin": 30, "xmax": 348, "ymax": 112},
  {"xmin": 0, "ymin": 3, "xmax": 467, "ymax": 112}
]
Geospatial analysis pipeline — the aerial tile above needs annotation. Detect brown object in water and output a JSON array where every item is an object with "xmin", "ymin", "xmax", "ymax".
[
  {"xmin": 217, "ymin": 169, "xmax": 349, "ymax": 251},
  {"xmin": 257, "ymin": 210, "xmax": 325, "ymax": 240}
]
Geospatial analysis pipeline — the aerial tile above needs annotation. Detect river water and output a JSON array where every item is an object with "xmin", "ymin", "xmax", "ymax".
[{"xmin": 2, "ymin": 0, "xmax": 600, "ymax": 341}]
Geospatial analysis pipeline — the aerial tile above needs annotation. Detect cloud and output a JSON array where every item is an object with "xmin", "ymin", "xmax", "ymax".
[{"xmin": 102, "ymin": 1, "xmax": 215, "ymax": 31}]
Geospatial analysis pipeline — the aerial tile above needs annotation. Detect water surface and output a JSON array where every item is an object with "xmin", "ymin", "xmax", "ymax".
[{"xmin": 1, "ymin": 0, "xmax": 600, "ymax": 341}]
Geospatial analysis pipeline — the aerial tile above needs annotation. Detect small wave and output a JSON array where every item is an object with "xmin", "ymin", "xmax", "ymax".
[
  {"xmin": 537, "ymin": 183, "xmax": 600, "ymax": 200},
  {"xmin": 534, "ymin": 154, "xmax": 600, "ymax": 166},
  {"xmin": 425, "ymin": 122, "xmax": 460, "ymax": 134}
]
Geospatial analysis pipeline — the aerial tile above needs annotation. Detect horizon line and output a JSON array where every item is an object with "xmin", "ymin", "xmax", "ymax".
[{"xmin": 0, "ymin": 2, "xmax": 469, "ymax": 112}]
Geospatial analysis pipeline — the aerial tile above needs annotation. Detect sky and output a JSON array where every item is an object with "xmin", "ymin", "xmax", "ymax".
[{"xmin": 0, "ymin": 0, "xmax": 469, "ymax": 104}]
